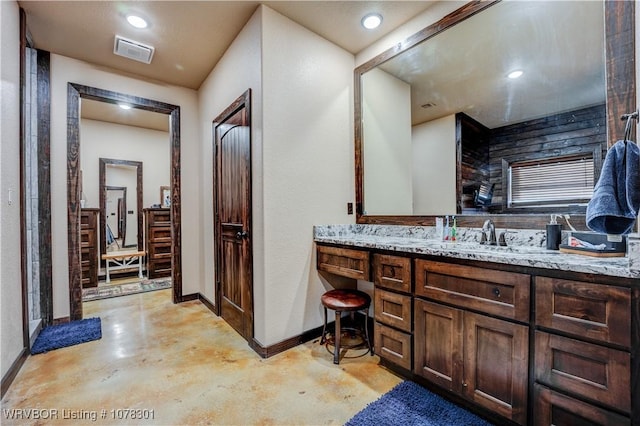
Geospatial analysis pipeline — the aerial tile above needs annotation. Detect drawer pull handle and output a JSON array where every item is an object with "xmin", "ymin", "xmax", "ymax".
[
  {"xmin": 389, "ymin": 266, "xmax": 395, "ymax": 277},
  {"xmin": 493, "ymin": 287, "xmax": 501, "ymax": 298}
]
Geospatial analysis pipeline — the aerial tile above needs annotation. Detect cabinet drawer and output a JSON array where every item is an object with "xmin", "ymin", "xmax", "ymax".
[
  {"xmin": 374, "ymin": 288, "xmax": 412, "ymax": 332},
  {"xmin": 80, "ymin": 230, "xmax": 95, "ymax": 247},
  {"xmin": 148, "ymin": 209, "xmax": 171, "ymax": 225},
  {"xmin": 80, "ymin": 210, "xmax": 97, "ymax": 228},
  {"xmin": 317, "ymin": 245, "xmax": 370, "ymax": 281},
  {"xmin": 149, "ymin": 226, "xmax": 172, "ymax": 242},
  {"xmin": 374, "ymin": 322, "xmax": 412, "ymax": 371},
  {"xmin": 533, "ymin": 384, "xmax": 629, "ymax": 426},
  {"xmin": 149, "ymin": 242, "xmax": 172, "ymax": 259},
  {"xmin": 373, "ymin": 254, "xmax": 411, "ymax": 293},
  {"xmin": 415, "ymin": 260, "xmax": 530, "ymax": 322},
  {"xmin": 535, "ymin": 277, "xmax": 630, "ymax": 347},
  {"xmin": 534, "ymin": 331, "xmax": 630, "ymax": 413}
]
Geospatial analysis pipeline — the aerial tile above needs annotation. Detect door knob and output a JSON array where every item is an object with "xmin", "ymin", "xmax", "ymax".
[{"xmin": 236, "ymin": 230, "xmax": 248, "ymax": 240}]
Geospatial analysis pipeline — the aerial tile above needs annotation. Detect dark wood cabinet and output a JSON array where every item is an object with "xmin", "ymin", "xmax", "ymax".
[
  {"xmin": 414, "ymin": 297, "xmax": 528, "ymax": 425},
  {"xmin": 80, "ymin": 208, "xmax": 99, "ymax": 288},
  {"xmin": 315, "ymin": 243, "xmax": 637, "ymax": 425},
  {"xmin": 534, "ymin": 384, "xmax": 630, "ymax": 426},
  {"xmin": 317, "ymin": 245, "xmax": 370, "ymax": 281},
  {"xmin": 463, "ymin": 311, "xmax": 528, "ymax": 424},
  {"xmin": 414, "ymin": 299, "xmax": 463, "ymax": 392},
  {"xmin": 373, "ymin": 254, "xmax": 413, "ymax": 371},
  {"xmin": 535, "ymin": 277, "xmax": 631, "ymax": 347},
  {"xmin": 144, "ymin": 208, "xmax": 171, "ymax": 279},
  {"xmin": 415, "ymin": 260, "xmax": 530, "ymax": 322},
  {"xmin": 534, "ymin": 331, "xmax": 630, "ymax": 413},
  {"xmin": 534, "ymin": 277, "xmax": 632, "ymax": 423}
]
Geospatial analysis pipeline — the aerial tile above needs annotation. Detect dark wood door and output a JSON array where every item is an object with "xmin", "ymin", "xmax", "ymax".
[{"xmin": 214, "ymin": 90, "xmax": 253, "ymax": 342}]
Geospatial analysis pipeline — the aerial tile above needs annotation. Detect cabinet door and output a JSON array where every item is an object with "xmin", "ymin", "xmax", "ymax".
[
  {"xmin": 414, "ymin": 299, "xmax": 463, "ymax": 393},
  {"xmin": 464, "ymin": 312, "xmax": 528, "ymax": 425}
]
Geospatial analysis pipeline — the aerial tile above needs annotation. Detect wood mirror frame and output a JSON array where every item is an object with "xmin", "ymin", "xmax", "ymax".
[
  {"xmin": 354, "ymin": 1, "xmax": 636, "ymax": 229},
  {"xmin": 99, "ymin": 158, "xmax": 143, "ymax": 257},
  {"xmin": 67, "ymin": 83, "xmax": 182, "ymax": 320}
]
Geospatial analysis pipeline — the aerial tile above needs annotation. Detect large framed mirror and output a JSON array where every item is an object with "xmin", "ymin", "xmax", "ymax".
[
  {"xmin": 355, "ymin": 0, "xmax": 635, "ymax": 228},
  {"xmin": 99, "ymin": 158, "xmax": 143, "ymax": 258}
]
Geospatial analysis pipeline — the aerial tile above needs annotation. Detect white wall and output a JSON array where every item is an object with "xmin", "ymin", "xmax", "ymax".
[
  {"xmin": 0, "ymin": 0, "xmax": 24, "ymax": 379},
  {"xmin": 80, "ymin": 119, "xmax": 170, "ymax": 209},
  {"xmin": 198, "ymin": 8, "xmax": 263, "ymax": 306},
  {"xmin": 412, "ymin": 114, "xmax": 457, "ymax": 214},
  {"xmin": 50, "ymin": 55, "xmax": 199, "ymax": 318},
  {"xmin": 199, "ymin": 6, "xmax": 355, "ymax": 347},
  {"xmin": 80, "ymin": 119, "xmax": 170, "ymax": 247},
  {"xmin": 362, "ymin": 68, "xmax": 413, "ymax": 215},
  {"xmin": 260, "ymin": 6, "xmax": 354, "ymax": 346}
]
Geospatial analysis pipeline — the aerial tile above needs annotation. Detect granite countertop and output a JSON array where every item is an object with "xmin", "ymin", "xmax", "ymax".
[{"xmin": 314, "ymin": 224, "xmax": 639, "ymax": 280}]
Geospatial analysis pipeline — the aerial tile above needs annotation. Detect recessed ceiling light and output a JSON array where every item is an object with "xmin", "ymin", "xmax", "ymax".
[
  {"xmin": 508, "ymin": 70, "xmax": 524, "ymax": 79},
  {"xmin": 118, "ymin": 104, "xmax": 132, "ymax": 110},
  {"xmin": 361, "ymin": 13, "xmax": 382, "ymax": 30},
  {"xmin": 126, "ymin": 15, "xmax": 148, "ymax": 29}
]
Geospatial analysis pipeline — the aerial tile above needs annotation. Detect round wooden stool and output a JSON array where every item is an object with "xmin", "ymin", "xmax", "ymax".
[{"xmin": 320, "ymin": 289, "xmax": 373, "ymax": 364}]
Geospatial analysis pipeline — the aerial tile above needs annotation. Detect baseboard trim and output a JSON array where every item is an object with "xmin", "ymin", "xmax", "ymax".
[
  {"xmin": 53, "ymin": 316, "xmax": 69, "ymax": 325},
  {"xmin": 197, "ymin": 294, "xmax": 216, "ymax": 314},
  {"xmin": 190, "ymin": 292, "xmax": 330, "ymax": 359},
  {"xmin": 1, "ymin": 347, "xmax": 29, "ymax": 398},
  {"xmin": 180, "ymin": 293, "xmax": 198, "ymax": 302},
  {"xmin": 249, "ymin": 324, "xmax": 325, "ymax": 359}
]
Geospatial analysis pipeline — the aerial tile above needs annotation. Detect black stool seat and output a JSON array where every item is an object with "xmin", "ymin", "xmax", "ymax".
[{"xmin": 320, "ymin": 289, "xmax": 373, "ymax": 364}]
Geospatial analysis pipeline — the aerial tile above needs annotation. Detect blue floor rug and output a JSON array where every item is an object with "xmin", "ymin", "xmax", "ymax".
[
  {"xmin": 346, "ymin": 381, "xmax": 493, "ymax": 426},
  {"xmin": 31, "ymin": 317, "xmax": 102, "ymax": 355}
]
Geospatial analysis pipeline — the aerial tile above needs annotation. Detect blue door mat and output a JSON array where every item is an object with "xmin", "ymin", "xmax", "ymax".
[{"xmin": 31, "ymin": 317, "xmax": 102, "ymax": 355}]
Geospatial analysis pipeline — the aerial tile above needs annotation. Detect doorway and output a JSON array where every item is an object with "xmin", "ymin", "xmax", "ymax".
[
  {"xmin": 67, "ymin": 84, "xmax": 183, "ymax": 321},
  {"xmin": 213, "ymin": 89, "xmax": 253, "ymax": 342}
]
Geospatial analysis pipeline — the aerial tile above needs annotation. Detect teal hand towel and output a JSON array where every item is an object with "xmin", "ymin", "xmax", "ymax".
[{"xmin": 586, "ymin": 140, "xmax": 640, "ymax": 234}]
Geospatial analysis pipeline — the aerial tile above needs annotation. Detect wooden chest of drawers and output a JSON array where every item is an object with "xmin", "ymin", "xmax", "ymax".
[
  {"xmin": 80, "ymin": 208, "xmax": 99, "ymax": 288},
  {"xmin": 144, "ymin": 208, "xmax": 172, "ymax": 279}
]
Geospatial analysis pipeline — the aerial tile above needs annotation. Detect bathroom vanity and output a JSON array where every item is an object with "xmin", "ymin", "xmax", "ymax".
[{"xmin": 315, "ymin": 225, "xmax": 639, "ymax": 425}]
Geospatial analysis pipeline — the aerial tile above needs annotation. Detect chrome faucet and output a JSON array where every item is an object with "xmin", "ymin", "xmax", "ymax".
[{"xmin": 482, "ymin": 219, "xmax": 497, "ymax": 245}]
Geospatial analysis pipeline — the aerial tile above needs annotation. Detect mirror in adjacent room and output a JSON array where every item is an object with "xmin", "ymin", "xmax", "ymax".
[
  {"xmin": 105, "ymin": 186, "xmax": 127, "ymax": 248},
  {"xmin": 79, "ymin": 97, "xmax": 171, "ymax": 268},
  {"xmin": 99, "ymin": 159, "xmax": 143, "ymax": 256},
  {"xmin": 356, "ymin": 0, "xmax": 633, "ymax": 221}
]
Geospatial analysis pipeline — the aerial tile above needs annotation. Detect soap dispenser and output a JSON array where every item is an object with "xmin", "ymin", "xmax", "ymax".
[{"xmin": 546, "ymin": 214, "xmax": 562, "ymax": 250}]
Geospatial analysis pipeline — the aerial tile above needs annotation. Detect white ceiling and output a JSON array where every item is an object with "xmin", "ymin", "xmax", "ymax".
[
  {"xmin": 377, "ymin": 0, "xmax": 605, "ymax": 129},
  {"xmin": 20, "ymin": 0, "xmax": 437, "ymax": 131},
  {"xmin": 19, "ymin": 1, "xmax": 436, "ymax": 90},
  {"xmin": 81, "ymin": 99, "xmax": 170, "ymax": 132}
]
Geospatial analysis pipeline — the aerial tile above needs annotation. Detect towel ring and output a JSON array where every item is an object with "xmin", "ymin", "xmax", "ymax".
[{"xmin": 621, "ymin": 110, "xmax": 639, "ymax": 144}]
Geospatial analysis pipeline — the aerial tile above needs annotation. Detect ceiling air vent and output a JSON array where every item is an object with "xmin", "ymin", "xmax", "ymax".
[{"xmin": 113, "ymin": 35, "xmax": 154, "ymax": 64}]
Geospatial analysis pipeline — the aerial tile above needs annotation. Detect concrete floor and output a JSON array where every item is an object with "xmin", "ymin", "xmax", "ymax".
[{"xmin": 2, "ymin": 289, "xmax": 402, "ymax": 425}]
